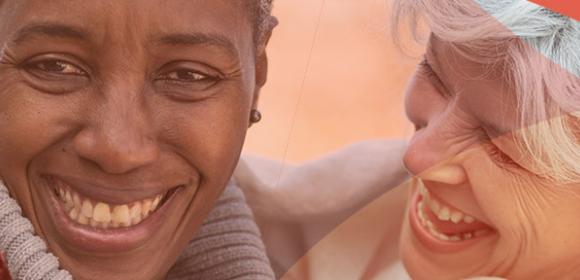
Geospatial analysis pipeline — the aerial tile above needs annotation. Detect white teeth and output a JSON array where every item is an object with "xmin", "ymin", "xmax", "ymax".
[
  {"xmin": 438, "ymin": 206, "xmax": 451, "ymax": 221},
  {"xmin": 69, "ymin": 208, "xmax": 79, "ymax": 220},
  {"xmin": 65, "ymin": 191, "xmax": 74, "ymax": 210},
  {"xmin": 142, "ymin": 199, "xmax": 152, "ymax": 216},
  {"xmin": 450, "ymin": 211, "xmax": 463, "ymax": 224},
  {"xmin": 73, "ymin": 193, "xmax": 81, "ymax": 210},
  {"xmin": 417, "ymin": 181, "xmax": 490, "ymax": 242},
  {"xmin": 81, "ymin": 200, "xmax": 93, "ymax": 218},
  {"xmin": 464, "ymin": 215, "xmax": 475, "ymax": 224},
  {"xmin": 152, "ymin": 195, "xmax": 161, "ymax": 210},
  {"xmin": 78, "ymin": 214, "xmax": 89, "ymax": 225},
  {"xmin": 130, "ymin": 203, "xmax": 142, "ymax": 219},
  {"xmin": 112, "ymin": 205, "xmax": 131, "ymax": 226},
  {"xmin": 428, "ymin": 199, "xmax": 440, "ymax": 213},
  {"xmin": 93, "ymin": 203, "xmax": 111, "ymax": 223},
  {"xmin": 55, "ymin": 183, "xmax": 166, "ymax": 229}
]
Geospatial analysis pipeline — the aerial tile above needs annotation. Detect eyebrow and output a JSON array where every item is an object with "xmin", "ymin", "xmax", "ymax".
[
  {"xmin": 155, "ymin": 32, "xmax": 239, "ymax": 59},
  {"xmin": 10, "ymin": 22, "xmax": 90, "ymax": 44}
]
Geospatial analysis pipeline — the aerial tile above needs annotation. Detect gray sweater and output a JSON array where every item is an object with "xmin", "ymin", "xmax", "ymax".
[{"xmin": 0, "ymin": 181, "xmax": 274, "ymax": 280}]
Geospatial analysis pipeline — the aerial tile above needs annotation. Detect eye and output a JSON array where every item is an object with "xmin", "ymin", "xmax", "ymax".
[
  {"xmin": 27, "ymin": 59, "xmax": 87, "ymax": 76},
  {"xmin": 482, "ymin": 137, "xmax": 520, "ymax": 169},
  {"xmin": 153, "ymin": 61, "xmax": 224, "ymax": 101},
  {"xmin": 20, "ymin": 55, "xmax": 90, "ymax": 94},
  {"xmin": 160, "ymin": 69, "xmax": 214, "ymax": 83},
  {"xmin": 418, "ymin": 57, "xmax": 451, "ymax": 98}
]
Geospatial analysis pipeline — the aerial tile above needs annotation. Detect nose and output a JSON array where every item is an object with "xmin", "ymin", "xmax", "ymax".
[
  {"xmin": 403, "ymin": 121, "xmax": 468, "ymax": 185},
  {"xmin": 73, "ymin": 92, "xmax": 160, "ymax": 174}
]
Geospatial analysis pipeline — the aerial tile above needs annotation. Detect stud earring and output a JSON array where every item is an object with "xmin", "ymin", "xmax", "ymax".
[{"xmin": 250, "ymin": 109, "xmax": 262, "ymax": 124}]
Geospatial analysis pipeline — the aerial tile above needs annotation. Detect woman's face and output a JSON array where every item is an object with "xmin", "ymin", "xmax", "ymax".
[
  {"xmin": 0, "ymin": 0, "xmax": 265, "ymax": 279},
  {"xmin": 400, "ymin": 37, "xmax": 580, "ymax": 278}
]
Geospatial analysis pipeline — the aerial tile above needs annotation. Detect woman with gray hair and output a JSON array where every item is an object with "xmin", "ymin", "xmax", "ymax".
[
  {"xmin": 238, "ymin": 0, "xmax": 579, "ymax": 278},
  {"xmin": 0, "ymin": 0, "xmax": 277, "ymax": 279}
]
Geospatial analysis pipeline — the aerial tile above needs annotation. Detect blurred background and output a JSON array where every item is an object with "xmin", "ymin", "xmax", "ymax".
[
  {"xmin": 241, "ymin": 1, "xmax": 426, "ymax": 278},
  {"xmin": 242, "ymin": 0, "xmax": 423, "ymax": 162}
]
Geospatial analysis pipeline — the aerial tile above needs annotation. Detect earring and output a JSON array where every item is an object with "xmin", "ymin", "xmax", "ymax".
[{"xmin": 250, "ymin": 109, "xmax": 262, "ymax": 124}]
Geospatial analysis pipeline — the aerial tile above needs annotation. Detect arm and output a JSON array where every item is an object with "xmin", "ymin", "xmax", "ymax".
[
  {"xmin": 235, "ymin": 139, "xmax": 409, "ymax": 220},
  {"xmin": 234, "ymin": 139, "xmax": 409, "ymax": 277}
]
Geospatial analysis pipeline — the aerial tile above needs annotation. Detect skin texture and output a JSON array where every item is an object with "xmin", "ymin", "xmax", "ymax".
[
  {"xmin": 400, "ymin": 36, "xmax": 580, "ymax": 279},
  {"xmin": 0, "ymin": 0, "xmax": 269, "ymax": 279}
]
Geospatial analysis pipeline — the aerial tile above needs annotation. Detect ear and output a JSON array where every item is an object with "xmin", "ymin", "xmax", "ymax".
[{"xmin": 251, "ymin": 30, "xmax": 274, "ymax": 111}]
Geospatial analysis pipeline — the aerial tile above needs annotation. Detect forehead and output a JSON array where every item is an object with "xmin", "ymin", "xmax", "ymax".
[{"xmin": 0, "ymin": 0, "xmax": 253, "ymax": 51}]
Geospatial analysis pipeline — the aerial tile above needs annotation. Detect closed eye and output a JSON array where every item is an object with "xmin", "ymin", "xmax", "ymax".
[
  {"xmin": 481, "ymin": 136, "xmax": 520, "ymax": 169},
  {"xmin": 418, "ymin": 57, "xmax": 452, "ymax": 98}
]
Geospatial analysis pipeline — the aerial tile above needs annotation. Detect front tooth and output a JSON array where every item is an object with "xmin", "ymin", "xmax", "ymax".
[
  {"xmin": 450, "ymin": 211, "xmax": 463, "ymax": 223},
  {"xmin": 93, "ymin": 203, "xmax": 112, "ymax": 223},
  {"xmin": 90, "ymin": 219, "xmax": 98, "ymax": 227},
  {"xmin": 438, "ymin": 206, "xmax": 451, "ymax": 221},
  {"xmin": 81, "ymin": 200, "xmax": 93, "ymax": 218},
  {"xmin": 464, "ymin": 215, "xmax": 475, "ymax": 223},
  {"xmin": 463, "ymin": 233, "xmax": 473, "ymax": 239},
  {"xmin": 112, "ymin": 205, "xmax": 131, "ymax": 226}
]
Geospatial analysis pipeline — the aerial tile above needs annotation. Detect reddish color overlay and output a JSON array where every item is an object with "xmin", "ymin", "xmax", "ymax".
[
  {"xmin": 0, "ymin": 252, "xmax": 11, "ymax": 280},
  {"xmin": 529, "ymin": 0, "xmax": 580, "ymax": 21}
]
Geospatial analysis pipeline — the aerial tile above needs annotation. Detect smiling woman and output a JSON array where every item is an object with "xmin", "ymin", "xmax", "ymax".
[
  {"xmin": 234, "ymin": 0, "xmax": 579, "ymax": 279},
  {"xmin": 0, "ymin": 0, "xmax": 276, "ymax": 279}
]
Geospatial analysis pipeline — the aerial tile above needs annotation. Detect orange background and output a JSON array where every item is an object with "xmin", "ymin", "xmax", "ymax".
[{"xmin": 243, "ymin": 0, "xmax": 422, "ymax": 162}]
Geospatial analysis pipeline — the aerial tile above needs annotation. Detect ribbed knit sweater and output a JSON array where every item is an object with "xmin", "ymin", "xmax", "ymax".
[{"xmin": 0, "ymin": 180, "xmax": 274, "ymax": 280}]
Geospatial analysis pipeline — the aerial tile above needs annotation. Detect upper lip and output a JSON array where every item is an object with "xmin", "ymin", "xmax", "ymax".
[
  {"xmin": 45, "ymin": 174, "xmax": 182, "ymax": 205},
  {"xmin": 421, "ymin": 180, "xmax": 493, "ymax": 226}
]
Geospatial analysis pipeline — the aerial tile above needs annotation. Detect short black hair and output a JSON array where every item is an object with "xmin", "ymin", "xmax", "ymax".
[{"xmin": 247, "ymin": 0, "xmax": 276, "ymax": 45}]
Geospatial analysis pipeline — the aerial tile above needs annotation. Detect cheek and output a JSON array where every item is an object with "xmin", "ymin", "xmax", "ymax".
[
  {"xmin": 464, "ymin": 148, "xmax": 549, "ymax": 243},
  {"xmin": 155, "ymin": 93, "xmax": 250, "ymax": 185},
  {"xmin": 0, "ymin": 85, "xmax": 77, "ymax": 178}
]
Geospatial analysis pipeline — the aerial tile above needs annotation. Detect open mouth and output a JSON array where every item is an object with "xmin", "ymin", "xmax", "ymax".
[
  {"xmin": 41, "ymin": 175, "xmax": 185, "ymax": 252},
  {"xmin": 410, "ymin": 180, "xmax": 496, "ymax": 252},
  {"xmin": 52, "ymin": 178, "xmax": 170, "ymax": 229}
]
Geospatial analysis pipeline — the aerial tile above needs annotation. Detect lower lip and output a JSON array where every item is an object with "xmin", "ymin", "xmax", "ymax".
[
  {"xmin": 42, "ymin": 177, "xmax": 183, "ymax": 253},
  {"xmin": 408, "ymin": 187, "xmax": 495, "ymax": 253}
]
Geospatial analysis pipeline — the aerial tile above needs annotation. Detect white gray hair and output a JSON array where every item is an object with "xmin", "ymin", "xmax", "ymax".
[{"xmin": 393, "ymin": 0, "xmax": 580, "ymax": 184}]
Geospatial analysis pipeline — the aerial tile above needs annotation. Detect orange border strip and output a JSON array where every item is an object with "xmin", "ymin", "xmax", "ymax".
[{"xmin": 529, "ymin": 0, "xmax": 580, "ymax": 21}]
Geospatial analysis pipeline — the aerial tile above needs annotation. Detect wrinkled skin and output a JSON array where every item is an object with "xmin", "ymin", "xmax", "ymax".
[
  {"xmin": 0, "ymin": 1, "xmax": 268, "ymax": 279},
  {"xmin": 401, "ymin": 37, "xmax": 580, "ymax": 279}
]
